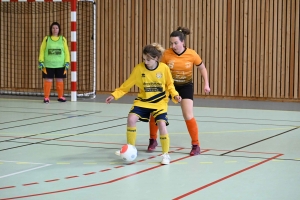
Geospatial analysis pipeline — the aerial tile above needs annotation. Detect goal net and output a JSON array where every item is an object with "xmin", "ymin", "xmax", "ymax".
[{"xmin": 0, "ymin": 0, "xmax": 96, "ymax": 101}]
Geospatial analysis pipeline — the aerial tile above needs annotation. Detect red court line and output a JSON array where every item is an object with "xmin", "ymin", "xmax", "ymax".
[
  {"xmin": 100, "ymin": 169, "xmax": 111, "ymax": 172},
  {"xmin": 114, "ymin": 166, "xmax": 124, "ymax": 169},
  {"xmin": 0, "ymin": 150, "xmax": 209, "ymax": 200},
  {"xmin": 83, "ymin": 172, "xmax": 96, "ymax": 176},
  {"xmin": 44, "ymin": 179, "xmax": 59, "ymax": 183},
  {"xmin": 65, "ymin": 176, "xmax": 78, "ymax": 179},
  {"xmin": 172, "ymin": 153, "xmax": 283, "ymax": 200},
  {"xmin": 0, "ymin": 186, "xmax": 15, "ymax": 190},
  {"xmin": 126, "ymin": 162, "xmax": 135, "ymax": 165},
  {"xmin": 23, "ymin": 182, "xmax": 38, "ymax": 187},
  {"xmin": 148, "ymin": 156, "xmax": 156, "ymax": 159}
]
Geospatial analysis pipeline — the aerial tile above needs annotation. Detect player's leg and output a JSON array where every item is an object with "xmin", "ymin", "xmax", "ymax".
[
  {"xmin": 126, "ymin": 113, "xmax": 139, "ymax": 146},
  {"xmin": 155, "ymin": 110, "xmax": 171, "ymax": 165},
  {"xmin": 116, "ymin": 106, "xmax": 152, "ymax": 156},
  {"xmin": 55, "ymin": 67, "xmax": 67, "ymax": 102},
  {"xmin": 42, "ymin": 68, "xmax": 54, "ymax": 103},
  {"xmin": 148, "ymin": 115, "xmax": 158, "ymax": 151},
  {"xmin": 177, "ymin": 83, "xmax": 200, "ymax": 156},
  {"xmin": 148, "ymin": 95, "xmax": 173, "ymax": 152},
  {"xmin": 181, "ymin": 99, "xmax": 200, "ymax": 156}
]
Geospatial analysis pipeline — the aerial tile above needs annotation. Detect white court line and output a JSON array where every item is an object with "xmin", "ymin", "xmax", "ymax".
[{"xmin": 0, "ymin": 164, "xmax": 52, "ymax": 179}]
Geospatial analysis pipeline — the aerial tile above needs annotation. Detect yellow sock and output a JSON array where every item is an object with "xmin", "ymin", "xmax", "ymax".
[
  {"xmin": 126, "ymin": 127, "xmax": 137, "ymax": 146},
  {"xmin": 160, "ymin": 134, "xmax": 169, "ymax": 154}
]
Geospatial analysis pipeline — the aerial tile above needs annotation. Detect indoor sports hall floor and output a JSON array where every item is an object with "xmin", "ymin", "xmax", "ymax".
[{"xmin": 0, "ymin": 94, "xmax": 299, "ymax": 200}]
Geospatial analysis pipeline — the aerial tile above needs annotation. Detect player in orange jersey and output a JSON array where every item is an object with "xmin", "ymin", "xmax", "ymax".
[{"xmin": 147, "ymin": 27, "xmax": 210, "ymax": 156}]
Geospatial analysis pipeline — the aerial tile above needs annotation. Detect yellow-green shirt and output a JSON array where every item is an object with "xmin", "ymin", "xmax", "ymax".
[{"xmin": 38, "ymin": 36, "xmax": 70, "ymax": 67}]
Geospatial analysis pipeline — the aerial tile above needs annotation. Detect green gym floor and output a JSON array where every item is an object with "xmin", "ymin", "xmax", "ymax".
[{"xmin": 0, "ymin": 94, "xmax": 299, "ymax": 200}]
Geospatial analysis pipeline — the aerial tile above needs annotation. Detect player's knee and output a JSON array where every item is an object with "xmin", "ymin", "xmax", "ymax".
[
  {"xmin": 45, "ymin": 78, "xmax": 53, "ymax": 82},
  {"xmin": 127, "ymin": 114, "xmax": 138, "ymax": 126},
  {"xmin": 182, "ymin": 111, "xmax": 194, "ymax": 120}
]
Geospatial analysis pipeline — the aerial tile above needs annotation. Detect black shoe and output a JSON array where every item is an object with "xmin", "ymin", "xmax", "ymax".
[
  {"xmin": 57, "ymin": 97, "xmax": 66, "ymax": 102},
  {"xmin": 44, "ymin": 98, "xmax": 50, "ymax": 104}
]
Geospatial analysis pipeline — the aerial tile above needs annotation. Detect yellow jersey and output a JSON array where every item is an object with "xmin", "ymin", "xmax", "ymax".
[{"xmin": 112, "ymin": 62, "xmax": 179, "ymax": 109}]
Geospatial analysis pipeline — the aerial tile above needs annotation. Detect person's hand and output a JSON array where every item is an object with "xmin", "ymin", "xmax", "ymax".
[
  {"xmin": 105, "ymin": 95, "xmax": 115, "ymax": 104},
  {"xmin": 174, "ymin": 95, "xmax": 182, "ymax": 103},
  {"xmin": 204, "ymin": 84, "xmax": 210, "ymax": 94},
  {"xmin": 64, "ymin": 62, "xmax": 70, "ymax": 70},
  {"xmin": 38, "ymin": 62, "xmax": 44, "ymax": 70},
  {"xmin": 64, "ymin": 62, "xmax": 70, "ymax": 75}
]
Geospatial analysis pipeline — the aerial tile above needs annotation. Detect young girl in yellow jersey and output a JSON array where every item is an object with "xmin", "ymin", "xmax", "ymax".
[
  {"xmin": 38, "ymin": 22, "xmax": 70, "ymax": 103},
  {"xmin": 147, "ymin": 27, "xmax": 211, "ymax": 156},
  {"xmin": 105, "ymin": 43, "xmax": 182, "ymax": 165}
]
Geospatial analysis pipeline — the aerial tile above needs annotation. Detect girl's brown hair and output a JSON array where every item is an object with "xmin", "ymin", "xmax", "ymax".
[
  {"xmin": 170, "ymin": 27, "xmax": 191, "ymax": 42},
  {"xmin": 143, "ymin": 43, "xmax": 165, "ymax": 60}
]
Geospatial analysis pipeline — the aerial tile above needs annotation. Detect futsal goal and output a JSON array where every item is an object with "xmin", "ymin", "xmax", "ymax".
[{"xmin": 0, "ymin": 0, "xmax": 96, "ymax": 101}]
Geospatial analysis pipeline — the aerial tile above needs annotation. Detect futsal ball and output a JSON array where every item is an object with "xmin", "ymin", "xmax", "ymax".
[{"xmin": 120, "ymin": 144, "xmax": 137, "ymax": 162}]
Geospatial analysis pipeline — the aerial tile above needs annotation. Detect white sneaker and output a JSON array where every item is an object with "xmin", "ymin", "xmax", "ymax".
[
  {"xmin": 161, "ymin": 153, "xmax": 170, "ymax": 165},
  {"xmin": 115, "ymin": 150, "xmax": 120, "ymax": 156}
]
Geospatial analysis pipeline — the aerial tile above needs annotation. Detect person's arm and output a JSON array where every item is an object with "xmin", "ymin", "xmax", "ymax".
[
  {"xmin": 165, "ymin": 67, "xmax": 180, "ymax": 103},
  {"xmin": 38, "ymin": 36, "xmax": 48, "ymax": 63},
  {"xmin": 197, "ymin": 63, "xmax": 210, "ymax": 93},
  {"xmin": 194, "ymin": 50, "xmax": 210, "ymax": 94},
  {"xmin": 111, "ymin": 66, "xmax": 138, "ymax": 100},
  {"xmin": 63, "ymin": 37, "xmax": 70, "ymax": 63}
]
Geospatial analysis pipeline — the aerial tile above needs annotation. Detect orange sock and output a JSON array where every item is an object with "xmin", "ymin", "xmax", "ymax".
[
  {"xmin": 149, "ymin": 115, "xmax": 158, "ymax": 139},
  {"xmin": 185, "ymin": 117, "xmax": 200, "ymax": 145},
  {"xmin": 56, "ymin": 81, "xmax": 64, "ymax": 98},
  {"xmin": 44, "ymin": 80, "xmax": 52, "ymax": 98}
]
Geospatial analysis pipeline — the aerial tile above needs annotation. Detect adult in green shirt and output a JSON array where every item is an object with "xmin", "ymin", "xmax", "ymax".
[{"xmin": 38, "ymin": 22, "xmax": 70, "ymax": 103}]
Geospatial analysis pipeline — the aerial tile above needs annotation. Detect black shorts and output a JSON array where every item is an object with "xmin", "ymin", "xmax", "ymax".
[
  {"xmin": 129, "ymin": 106, "xmax": 169, "ymax": 126},
  {"xmin": 175, "ymin": 83, "xmax": 194, "ymax": 100},
  {"xmin": 42, "ymin": 67, "xmax": 66, "ymax": 79}
]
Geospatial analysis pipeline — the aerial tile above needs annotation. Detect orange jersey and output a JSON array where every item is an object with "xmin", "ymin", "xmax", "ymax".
[{"xmin": 161, "ymin": 48, "xmax": 202, "ymax": 86}]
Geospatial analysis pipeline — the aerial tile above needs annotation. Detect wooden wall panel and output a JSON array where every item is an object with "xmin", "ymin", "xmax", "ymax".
[
  {"xmin": 94, "ymin": 0, "xmax": 300, "ymax": 101},
  {"xmin": 295, "ymin": 0, "xmax": 300, "ymax": 98}
]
